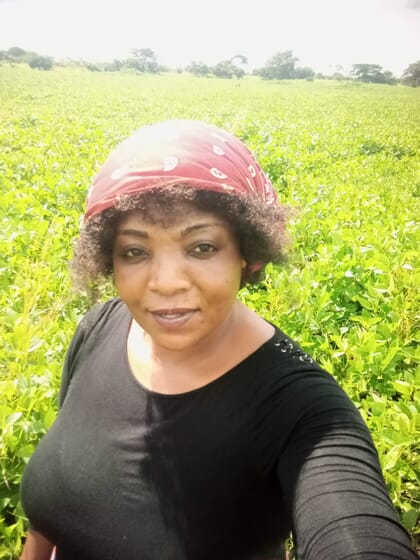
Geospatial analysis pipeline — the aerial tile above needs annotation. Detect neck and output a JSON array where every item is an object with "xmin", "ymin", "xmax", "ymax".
[{"xmin": 128, "ymin": 303, "xmax": 274, "ymax": 394}]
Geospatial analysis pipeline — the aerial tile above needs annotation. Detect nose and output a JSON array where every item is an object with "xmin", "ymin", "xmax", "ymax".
[{"xmin": 147, "ymin": 252, "xmax": 190, "ymax": 295}]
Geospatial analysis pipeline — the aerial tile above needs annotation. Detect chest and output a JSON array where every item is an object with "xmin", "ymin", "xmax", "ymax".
[
  {"xmin": 22, "ymin": 335, "xmax": 289, "ymax": 558},
  {"xmin": 56, "ymin": 364, "xmax": 259, "ymax": 499}
]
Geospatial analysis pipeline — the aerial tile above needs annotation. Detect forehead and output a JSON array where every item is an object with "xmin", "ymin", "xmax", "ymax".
[{"xmin": 116, "ymin": 203, "xmax": 228, "ymax": 231}]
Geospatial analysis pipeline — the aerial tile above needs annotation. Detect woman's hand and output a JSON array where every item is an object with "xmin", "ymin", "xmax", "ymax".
[{"xmin": 19, "ymin": 530, "xmax": 54, "ymax": 560}]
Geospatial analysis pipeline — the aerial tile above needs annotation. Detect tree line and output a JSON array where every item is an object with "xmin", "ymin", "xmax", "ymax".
[{"xmin": 1, "ymin": 46, "xmax": 419, "ymax": 87}]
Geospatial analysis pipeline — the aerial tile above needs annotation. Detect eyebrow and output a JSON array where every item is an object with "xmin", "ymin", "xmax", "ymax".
[
  {"xmin": 117, "ymin": 228, "xmax": 149, "ymax": 239},
  {"xmin": 181, "ymin": 223, "xmax": 224, "ymax": 235},
  {"xmin": 116, "ymin": 223, "xmax": 224, "ymax": 239}
]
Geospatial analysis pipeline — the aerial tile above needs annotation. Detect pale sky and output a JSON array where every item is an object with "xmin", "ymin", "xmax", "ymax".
[{"xmin": 0, "ymin": 0, "xmax": 419, "ymax": 76}]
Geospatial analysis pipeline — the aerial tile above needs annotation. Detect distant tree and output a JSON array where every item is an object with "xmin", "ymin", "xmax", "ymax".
[
  {"xmin": 212, "ymin": 60, "xmax": 245, "ymax": 79},
  {"xmin": 212, "ymin": 60, "xmax": 234, "ymax": 79},
  {"xmin": 229, "ymin": 55, "xmax": 247, "ymax": 77},
  {"xmin": 186, "ymin": 60, "xmax": 211, "ymax": 76},
  {"xmin": 104, "ymin": 59, "xmax": 122, "ymax": 72},
  {"xmin": 56, "ymin": 58, "xmax": 86, "ymax": 68},
  {"xmin": 86, "ymin": 63, "xmax": 102, "ymax": 72},
  {"xmin": 230, "ymin": 54, "xmax": 248, "ymax": 65},
  {"xmin": 330, "ymin": 71, "xmax": 346, "ymax": 81},
  {"xmin": 351, "ymin": 64, "xmax": 396, "ymax": 84},
  {"xmin": 381, "ymin": 70, "xmax": 397, "ymax": 85},
  {"xmin": 129, "ymin": 48, "xmax": 159, "ymax": 73},
  {"xmin": 6, "ymin": 47, "xmax": 46, "ymax": 65},
  {"xmin": 254, "ymin": 50, "xmax": 299, "ymax": 80},
  {"xmin": 2, "ymin": 46, "xmax": 30, "ymax": 63},
  {"xmin": 28, "ymin": 55, "xmax": 53, "ymax": 70},
  {"xmin": 8, "ymin": 46, "xmax": 26, "ymax": 57},
  {"xmin": 401, "ymin": 60, "xmax": 420, "ymax": 87},
  {"xmin": 294, "ymin": 66, "xmax": 315, "ymax": 79}
]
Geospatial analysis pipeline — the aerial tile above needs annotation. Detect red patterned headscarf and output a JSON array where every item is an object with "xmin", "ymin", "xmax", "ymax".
[{"xmin": 85, "ymin": 120, "xmax": 278, "ymax": 221}]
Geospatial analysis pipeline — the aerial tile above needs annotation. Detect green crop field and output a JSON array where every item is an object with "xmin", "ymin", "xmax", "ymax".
[{"xmin": 0, "ymin": 65, "xmax": 419, "ymax": 557}]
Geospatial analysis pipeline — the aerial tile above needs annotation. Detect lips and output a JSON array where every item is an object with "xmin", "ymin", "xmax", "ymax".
[{"xmin": 149, "ymin": 309, "xmax": 197, "ymax": 329}]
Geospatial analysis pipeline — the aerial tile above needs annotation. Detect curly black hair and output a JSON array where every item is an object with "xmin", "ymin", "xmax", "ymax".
[{"xmin": 72, "ymin": 185, "xmax": 288, "ymax": 289}]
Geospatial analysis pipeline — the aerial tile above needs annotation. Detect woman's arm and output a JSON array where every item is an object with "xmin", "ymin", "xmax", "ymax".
[
  {"xmin": 277, "ymin": 385, "xmax": 417, "ymax": 559},
  {"xmin": 19, "ymin": 530, "xmax": 54, "ymax": 560}
]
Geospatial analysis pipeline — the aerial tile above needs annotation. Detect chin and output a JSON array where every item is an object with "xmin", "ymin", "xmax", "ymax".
[{"xmin": 154, "ymin": 333, "xmax": 199, "ymax": 350}]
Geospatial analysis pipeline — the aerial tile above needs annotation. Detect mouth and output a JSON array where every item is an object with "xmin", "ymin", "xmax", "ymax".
[{"xmin": 149, "ymin": 309, "xmax": 197, "ymax": 329}]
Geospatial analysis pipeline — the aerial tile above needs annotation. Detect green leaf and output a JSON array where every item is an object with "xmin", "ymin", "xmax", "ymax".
[
  {"xmin": 402, "ymin": 509, "xmax": 418, "ymax": 532},
  {"xmin": 15, "ymin": 444, "xmax": 35, "ymax": 459}
]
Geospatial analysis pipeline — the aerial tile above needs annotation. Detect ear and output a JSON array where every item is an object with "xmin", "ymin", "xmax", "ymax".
[
  {"xmin": 248, "ymin": 262, "xmax": 264, "ymax": 273},
  {"xmin": 241, "ymin": 259, "xmax": 247, "ymax": 269}
]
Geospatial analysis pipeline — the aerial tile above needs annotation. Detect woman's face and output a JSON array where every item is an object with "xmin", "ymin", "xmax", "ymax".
[{"xmin": 113, "ymin": 205, "xmax": 246, "ymax": 356}]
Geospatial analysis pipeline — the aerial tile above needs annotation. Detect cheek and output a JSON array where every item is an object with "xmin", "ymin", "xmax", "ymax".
[
  {"xmin": 112, "ymin": 266, "xmax": 139, "ymax": 296},
  {"xmin": 112, "ymin": 263, "xmax": 123, "ymax": 285},
  {"xmin": 207, "ymin": 270, "xmax": 242, "ymax": 301}
]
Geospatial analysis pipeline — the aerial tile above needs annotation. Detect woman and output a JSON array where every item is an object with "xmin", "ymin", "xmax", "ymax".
[{"xmin": 20, "ymin": 120, "xmax": 417, "ymax": 559}]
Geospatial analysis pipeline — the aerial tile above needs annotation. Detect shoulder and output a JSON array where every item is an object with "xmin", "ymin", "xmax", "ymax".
[
  {"xmin": 71, "ymin": 297, "xmax": 129, "ymax": 350},
  {"xmin": 59, "ymin": 298, "xmax": 129, "ymax": 405},
  {"xmin": 254, "ymin": 325, "xmax": 366, "ymax": 433},
  {"xmin": 77, "ymin": 297, "xmax": 127, "ymax": 334},
  {"xmin": 257, "ymin": 326, "xmax": 341, "ymax": 394},
  {"xmin": 66, "ymin": 297, "xmax": 129, "ymax": 366}
]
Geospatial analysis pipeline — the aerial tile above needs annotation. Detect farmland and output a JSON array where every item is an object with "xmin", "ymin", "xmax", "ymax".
[{"xmin": 0, "ymin": 65, "xmax": 419, "ymax": 557}]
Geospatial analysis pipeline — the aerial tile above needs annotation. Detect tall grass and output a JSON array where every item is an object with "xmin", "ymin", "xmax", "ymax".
[{"xmin": 0, "ymin": 65, "xmax": 419, "ymax": 557}]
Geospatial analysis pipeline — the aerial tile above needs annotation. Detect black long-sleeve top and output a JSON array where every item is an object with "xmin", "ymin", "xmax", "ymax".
[{"xmin": 21, "ymin": 298, "xmax": 417, "ymax": 559}]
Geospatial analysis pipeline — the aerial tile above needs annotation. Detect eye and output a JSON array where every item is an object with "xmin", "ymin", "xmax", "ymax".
[
  {"xmin": 121, "ymin": 247, "xmax": 148, "ymax": 259},
  {"xmin": 190, "ymin": 243, "xmax": 217, "ymax": 257}
]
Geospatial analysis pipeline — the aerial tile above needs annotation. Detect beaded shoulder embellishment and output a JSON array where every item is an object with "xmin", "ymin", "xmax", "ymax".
[{"xmin": 273, "ymin": 338, "xmax": 314, "ymax": 363}]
